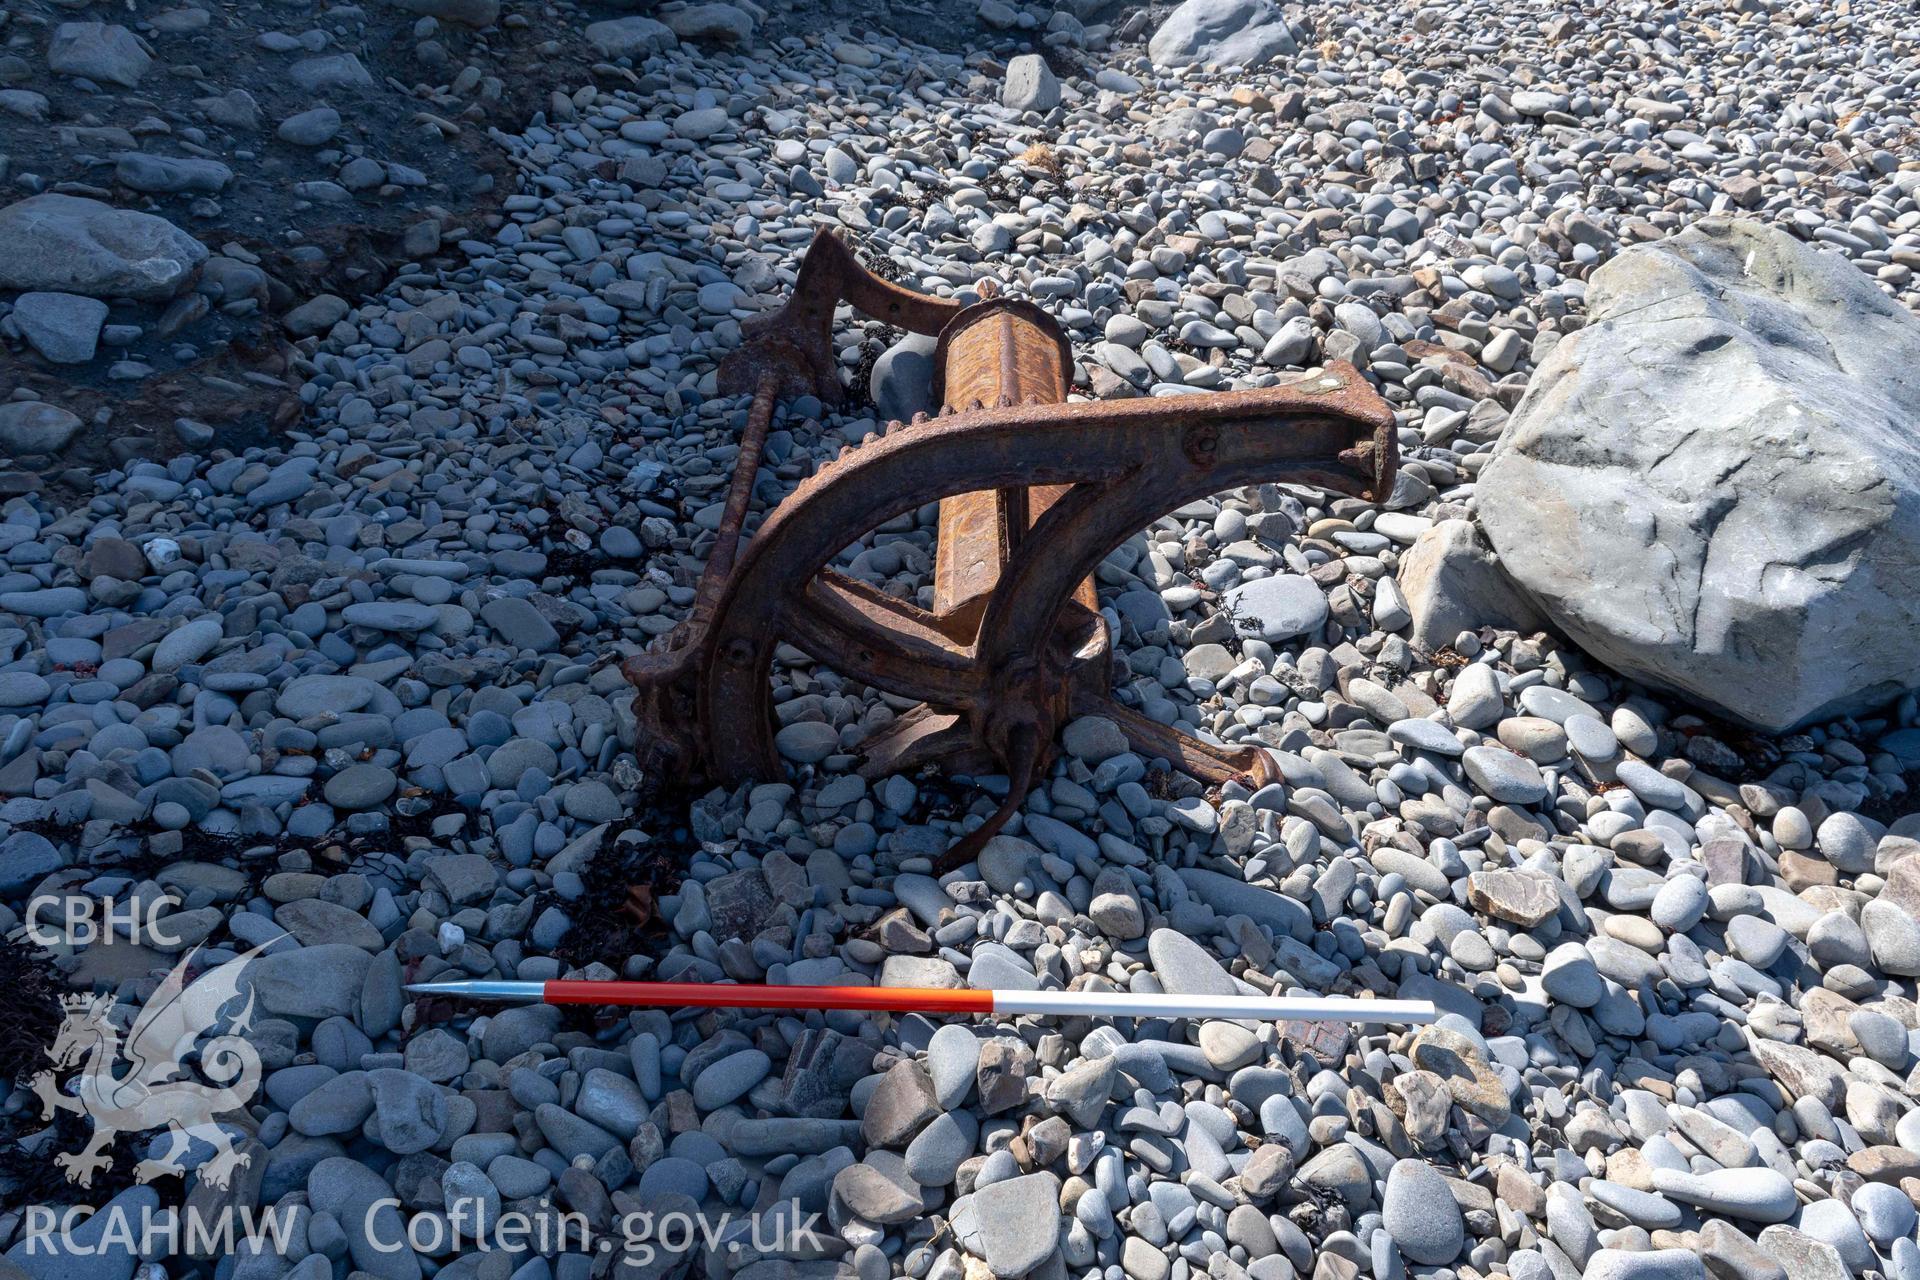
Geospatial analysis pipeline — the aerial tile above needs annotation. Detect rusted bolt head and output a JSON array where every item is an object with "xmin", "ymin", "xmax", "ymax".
[{"xmin": 1183, "ymin": 424, "xmax": 1220, "ymax": 463}]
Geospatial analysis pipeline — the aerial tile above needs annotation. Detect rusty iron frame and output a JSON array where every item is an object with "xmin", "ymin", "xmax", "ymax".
[{"xmin": 626, "ymin": 230, "xmax": 1397, "ymax": 870}]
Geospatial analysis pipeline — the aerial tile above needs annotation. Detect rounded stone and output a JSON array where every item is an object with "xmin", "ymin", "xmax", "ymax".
[
  {"xmin": 323, "ymin": 763, "xmax": 397, "ymax": 810},
  {"xmin": 1614, "ymin": 759, "xmax": 1689, "ymax": 811},
  {"xmin": 672, "ymin": 106, "xmax": 730, "ymax": 140},
  {"xmin": 278, "ymin": 106, "xmax": 342, "ymax": 145},
  {"xmin": 1815, "ymin": 811, "xmax": 1878, "ymax": 873},
  {"xmin": 486, "ymin": 739, "xmax": 560, "ymax": 788},
  {"xmin": 926, "ymin": 1023, "xmax": 980, "ymax": 1108},
  {"xmin": 1461, "ymin": 745, "xmax": 1549, "ymax": 806},
  {"xmin": 1565, "ymin": 714, "xmax": 1621, "ymax": 761},
  {"xmin": 1650, "ymin": 875, "xmax": 1708, "ymax": 933},
  {"xmin": 1852, "ymin": 1182, "xmax": 1917, "ymax": 1247},
  {"xmin": 1390, "ymin": 717, "xmax": 1465, "ymax": 757},
  {"xmin": 152, "ymin": 617, "xmax": 224, "ymax": 672},
  {"xmin": 689, "ymin": 1048, "xmax": 771, "ymax": 1111},
  {"xmin": 1726, "ymin": 915, "xmax": 1788, "ymax": 967},
  {"xmin": 1223, "ymin": 574, "xmax": 1328, "ymax": 641},
  {"xmin": 870, "ymin": 334, "xmax": 938, "ymax": 423},
  {"xmin": 1517, "ymin": 685, "xmax": 1600, "ymax": 725},
  {"xmin": 1542, "ymin": 942, "xmax": 1603, "ymax": 1007},
  {"xmin": 903, "ymin": 1109, "xmax": 976, "ymax": 1186},
  {"xmin": 1382, "ymin": 1157, "xmax": 1464, "ymax": 1264},
  {"xmin": 0, "ymin": 401, "xmax": 86, "ymax": 455},
  {"xmin": 0, "ymin": 672, "xmax": 53, "ymax": 706},
  {"xmin": 1062, "ymin": 715, "xmax": 1129, "ymax": 763},
  {"xmin": 1773, "ymin": 806, "xmax": 1814, "ymax": 850},
  {"xmin": 1847, "ymin": 1010, "xmax": 1910, "ymax": 1067},
  {"xmin": 774, "ymin": 720, "xmax": 840, "ymax": 764},
  {"xmin": 1648, "ymin": 1166, "xmax": 1797, "ymax": 1223}
]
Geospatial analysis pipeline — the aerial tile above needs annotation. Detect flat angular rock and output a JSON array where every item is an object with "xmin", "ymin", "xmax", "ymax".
[
  {"xmin": 833, "ymin": 1160, "xmax": 923, "ymax": 1224},
  {"xmin": 368, "ymin": 1068, "xmax": 446, "ymax": 1154},
  {"xmin": 1756, "ymin": 1227, "xmax": 1849, "ymax": 1280},
  {"xmin": 12, "ymin": 292, "xmax": 108, "ymax": 363},
  {"xmin": 243, "ymin": 944, "xmax": 371, "ymax": 1020},
  {"xmin": 976, "ymin": 1039, "xmax": 1034, "ymax": 1115},
  {"xmin": 971, "ymin": 1172, "xmax": 1061, "ymax": 1277},
  {"xmin": 274, "ymin": 898, "xmax": 383, "ymax": 950},
  {"xmin": 1467, "ymin": 868, "xmax": 1562, "ymax": 926},
  {"xmin": 1045, "ymin": 1056, "xmax": 1116, "ymax": 1128},
  {"xmin": 927, "ymin": 1024, "xmax": 981, "ymax": 1108},
  {"xmin": 1700, "ymin": 1221, "xmax": 1787, "ymax": 1280},
  {"xmin": 1748, "ymin": 1038, "xmax": 1847, "ymax": 1111},
  {"xmin": 861, "ymin": 1060, "xmax": 939, "ymax": 1148},
  {"xmin": 1397, "ymin": 519, "xmax": 1544, "ymax": 649},
  {"xmin": 1147, "ymin": 927, "xmax": 1238, "ymax": 996},
  {"xmin": 1002, "ymin": 54, "xmax": 1060, "ymax": 112},
  {"xmin": 1298, "ymin": 1144, "xmax": 1371, "ymax": 1210},
  {"xmin": 1410, "ymin": 1025, "xmax": 1510, "ymax": 1126},
  {"xmin": 289, "ymin": 53, "xmax": 373, "ymax": 91}
]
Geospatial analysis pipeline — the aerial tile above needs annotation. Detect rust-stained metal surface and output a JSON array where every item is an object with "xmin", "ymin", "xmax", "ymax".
[{"xmin": 630, "ymin": 229, "xmax": 1398, "ymax": 869}]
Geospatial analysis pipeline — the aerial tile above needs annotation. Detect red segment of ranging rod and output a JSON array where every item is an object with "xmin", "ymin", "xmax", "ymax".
[{"xmin": 544, "ymin": 980, "xmax": 994, "ymax": 1014}]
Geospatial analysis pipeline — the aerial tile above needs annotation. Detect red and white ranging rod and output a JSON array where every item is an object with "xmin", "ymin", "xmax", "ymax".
[{"xmin": 405, "ymin": 978, "xmax": 1438, "ymax": 1024}]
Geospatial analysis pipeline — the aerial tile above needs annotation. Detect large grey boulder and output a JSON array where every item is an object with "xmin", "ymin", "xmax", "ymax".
[
  {"xmin": 0, "ymin": 194, "xmax": 207, "ymax": 301},
  {"xmin": 0, "ymin": 402, "xmax": 85, "ymax": 455},
  {"xmin": 1149, "ymin": 0, "xmax": 1297, "ymax": 69},
  {"xmin": 584, "ymin": 16, "xmax": 676, "ymax": 59},
  {"xmin": 380, "ymin": 0, "xmax": 499, "ymax": 27},
  {"xmin": 658, "ymin": 3, "xmax": 754, "ymax": 44},
  {"xmin": 115, "ymin": 153, "xmax": 234, "ymax": 195},
  {"xmin": 1477, "ymin": 219, "xmax": 1920, "ymax": 732},
  {"xmin": 47, "ymin": 22, "xmax": 151, "ymax": 87}
]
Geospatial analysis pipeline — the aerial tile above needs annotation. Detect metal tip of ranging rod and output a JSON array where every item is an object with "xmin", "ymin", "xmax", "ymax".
[{"xmin": 404, "ymin": 980, "xmax": 546, "ymax": 1002}]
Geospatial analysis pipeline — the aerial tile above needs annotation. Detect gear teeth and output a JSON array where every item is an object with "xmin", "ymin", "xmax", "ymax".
[
  {"xmin": 883, "ymin": 419, "xmax": 904, "ymax": 436},
  {"xmin": 997, "ymin": 393, "xmax": 1014, "ymax": 409},
  {"xmin": 910, "ymin": 411, "xmax": 929, "ymax": 425}
]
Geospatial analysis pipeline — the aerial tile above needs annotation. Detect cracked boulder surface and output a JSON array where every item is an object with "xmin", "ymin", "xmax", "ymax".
[{"xmin": 1478, "ymin": 219, "xmax": 1920, "ymax": 732}]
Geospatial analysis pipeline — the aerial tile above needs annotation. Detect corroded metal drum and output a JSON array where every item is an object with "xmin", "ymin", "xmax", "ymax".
[{"xmin": 929, "ymin": 295, "xmax": 1095, "ymax": 637}]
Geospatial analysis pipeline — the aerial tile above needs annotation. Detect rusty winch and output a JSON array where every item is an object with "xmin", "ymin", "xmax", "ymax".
[{"xmin": 624, "ymin": 230, "xmax": 1397, "ymax": 869}]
